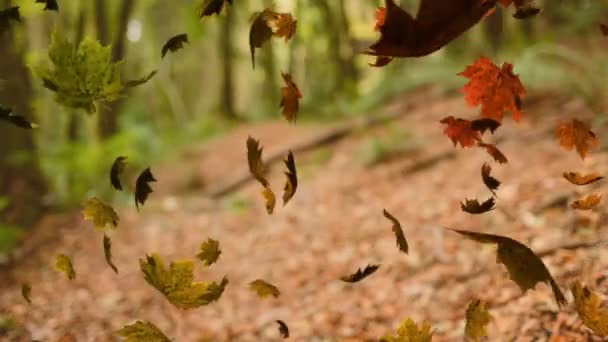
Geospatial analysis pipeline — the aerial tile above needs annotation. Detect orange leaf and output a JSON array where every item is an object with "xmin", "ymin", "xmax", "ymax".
[
  {"xmin": 571, "ymin": 193, "xmax": 602, "ymax": 210},
  {"xmin": 280, "ymin": 73, "xmax": 302, "ymax": 123},
  {"xmin": 459, "ymin": 56, "xmax": 526, "ymax": 122},
  {"xmin": 374, "ymin": 7, "xmax": 386, "ymax": 32},
  {"xmin": 272, "ymin": 13, "xmax": 297, "ymax": 41},
  {"xmin": 563, "ymin": 172, "xmax": 603, "ymax": 186},
  {"xmin": 440, "ymin": 116, "xmax": 481, "ymax": 148},
  {"xmin": 555, "ymin": 119, "xmax": 600, "ymax": 159}
]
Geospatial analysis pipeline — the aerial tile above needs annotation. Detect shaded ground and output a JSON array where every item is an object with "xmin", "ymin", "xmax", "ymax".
[{"xmin": 1, "ymin": 91, "xmax": 608, "ymax": 341}]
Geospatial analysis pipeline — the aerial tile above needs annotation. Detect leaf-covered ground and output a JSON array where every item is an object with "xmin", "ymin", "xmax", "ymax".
[{"xmin": 1, "ymin": 91, "xmax": 608, "ymax": 341}]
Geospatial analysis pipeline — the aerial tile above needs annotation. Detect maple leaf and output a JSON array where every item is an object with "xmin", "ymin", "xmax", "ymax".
[
  {"xmin": 374, "ymin": 7, "xmax": 386, "ymax": 32},
  {"xmin": 116, "ymin": 320, "xmax": 171, "ymax": 342},
  {"xmin": 103, "ymin": 235, "xmax": 118, "ymax": 274},
  {"xmin": 571, "ymin": 193, "xmax": 602, "ymax": 210},
  {"xmin": 381, "ymin": 318, "xmax": 433, "ymax": 342},
  {"xmin": 0, "ymin": 105, "xmax": 37, "ymax": 129},
  {"xmin": 54, "ymin": 254, "xmax": 76, "ymax": 280},
  {"xmin": 341, "ymin": 264, "xmax": 380, "ymax": 283},
  {"xmin": 571, "ymin": 281, "xmax": 608, "ymax": 337},
  {"xmin": 478, "ymin": 142, "xmax": 508, "ymax": 164},
  {"xmin": 280, "ymin": 73, "xmax": 302, "ymax": 123},
  {"xmin": 383, "ymin": 209, "xmax": 408, "ymax": 254},
  {"xmin": 249, "ymin": 279, "xmax": 280, "ymax": 299},
  {"xmin": 465, "ymin": 298, "xmax": 493, "ymax": 341},
  {"xmin": 440, "ymin": 116, "xmax": 481, "ymax": 148},
  {"xmin": 367, "ymin": 0, "xmax": 496, "ymax": 66},
  {"xmin": 555, "ymin": 119, "xmax": 600, "ymax": 159},
  {"xmin": 272, "ymin": 13, "xmax": 297, "ymax": 41},
  {"xmin": 282, "ymin": 151, "xmax": 297, "ymax": 205},
  {"xmin": 448, "ymin": 228, "xmax": 567, "ymax": 307},
  {"xmin": 276, "ymin": 320, "xmax": 289, "ymax": 339},
  {"xmin": 196, "ymin": 238, "xmax": 221, "ymax": 266},
  {"xmin": 461, "ymin": 197, "xmax": 495, "ymax": 214},
  {"xmin": 161, "ymin": 34, "xmax": 188, "ymax": 59},
  {"xmin": 110, "ymin": 156, "xmax": 127, "ymax": 191},
  {"xmin": 199, "ymin": 0, "xmax": 232, "ymax": 18},
  {"xmin": 0, "ymin": 6, "xmax": 21, "ymax": 34},
  {"xmin": 21, "ymin": 283, "xmax": 31, "ymax": 303},
  {"xmin": 481, "ymin": 163, "xmax": 500, "ymax": 196},
  {"xmin": 35, "ymin": 0, "xmax": 58, "ymax": 11},
  {"xmin": 459, "ymin": 56, "xmax": 526, "ymax": 122},
  {"xmin": 563, "ymin": 172, "xmax": 603, "ymax": 186},
  {"xmin": 247, "ymin": 136, "xmax": 269, "ymax": 187},
  {"xmin": 140, "ymin": 253, "xmax": 228, "ymax": 309},
  {"xmin": 135, "ymin": 168, "xmax": 156, "ymax": 210},
  {"xmin": 83, "ymin": 197, "xmax": 119, "ymax": 231}
]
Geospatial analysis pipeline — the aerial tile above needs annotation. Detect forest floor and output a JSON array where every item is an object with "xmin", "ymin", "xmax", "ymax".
[{"xmin": 1, "ymin": 89, "xmax": 608, "ymax": 342}]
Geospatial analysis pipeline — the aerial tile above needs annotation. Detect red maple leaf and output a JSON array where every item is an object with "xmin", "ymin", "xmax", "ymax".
[
  {"xmin": 440, "ymin": 116, "xmax": 481, "ymax": 148},
  {"xmin": 374, "ymin": 7, "xmax": 386, "ymax": 32},
  {"xmin": 459, "ymin": 56, "xmax": 526, "ymax": 122}
]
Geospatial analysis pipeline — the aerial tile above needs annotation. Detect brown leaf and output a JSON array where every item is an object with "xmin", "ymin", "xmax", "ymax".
[
  {"xmin": 110, "ymin": 156, "xmax": 127, "ymax": 191},
  {"xmin": 369, "ymin": 56, "xmax": 394, "ymax": 67},
  {"xmin": 262, "ymin": 186, "xmax": 276, "ymax": 215},
  {"xmin": 478, "ymin": 142, "xmax": 508, "ymax": 164},
  {"xmin": 21, "ymin": 283, "xmax": 31, "ymax": 303},
  {"xmin": 481, "ymin": 163, "xmax": 500, "ymax": 196},
  {"xmin": 512, "ymin": 5, "xmax": 540, "ymax": 19},
  {"xmin": 0, "ymin": 105, "xmax": 37, "ymax": 129},
  {"xmin": 461, "ymin": 197, "xmax": 495, "ymax": 214},
  {"xmin": 276, "ymin": 320, "xmax": 289, "ymax": 339},
  {"xmin": 280, "ymin": 73, "xmax": 302, "ymax": 123},
  {"xmin": 571, "ymin": 193, "xmax": 602, "ymax": 210},
  {"xmin": 471, "ymin": 118, "xmax": 501, "ymax": 135},
  {"xmin": 340, "ymin": 264, "xmax": 380, "ymax": 283},
  {"xmin": 246, "ymin": 136, "xmax": 269, "ymax": 187},
  {"xmin": 249, "ymin": 279, "xmax": 280, "ymax": 298},
  {"xmin": 199, "ymin": 0, "xmax": 232, "ymax": 18},
  {"xmin": 35, "ymin": 0, "xmax": 59, "ymax": 11},
  {"xmin": 272, "ymin": 13, "xmax": 297, "ymax": 41},
  {"xmin": 161, "ymin": 34, "xmax": 188, "ymax": 58},
  {"xmin": 103, "ymin": 234, "xmax": 118, "ymax": 274},
  {"xmin": 135, "ymin": 167, "xmax": 156, "ymax": 210},
  {"xmin": 555, "ymin": 119, "xmax": 600, "ymax": 159},
  {"xmin": 563, "ymin": 172, "xmax": 603, "ymax": 186},
  {"xmin": 282, "ymin": 151, "xmax": 297, "ymax": 205},
  {"xmin": 249, "ymin": 10, "xmax": 274, "ymax": 68},
  {"xmin": 448, "ymin": 228, "xmax": 567, "ymax": 307},
  {"xmin": 571, "ymin": 281, "xmax": 608, "ymax": 337},
  {"xmin": 383, "ymin": 209, "xmax": 408, "ymax": 254}
]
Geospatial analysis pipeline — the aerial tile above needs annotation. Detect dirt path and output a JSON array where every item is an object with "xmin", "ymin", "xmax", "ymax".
[{"xmin": 1, "ymin": 93, "xmax": 607, "ymax": 341}]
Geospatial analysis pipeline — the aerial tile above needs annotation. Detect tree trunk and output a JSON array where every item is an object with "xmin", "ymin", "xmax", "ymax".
[{"xmin": 220, "ymin": 5, "xmax": 237, "ymax": 119}]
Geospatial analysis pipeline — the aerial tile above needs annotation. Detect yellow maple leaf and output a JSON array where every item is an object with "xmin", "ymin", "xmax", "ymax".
[
  {"xmin": 465, "ymin": 298, "xmax": 493, "ymax": 341},
  {"xmin": 83, "ymin": 197, "xmax": 119, "ymax": 231},
  {"xmin": 381, "ymin": 318, "xmax": 433, "ymax": 342},
  {"xmin": 571, "ymin": 281, "xmax": 608, "ymax": 337},
  {"xmin": 196, "ymin": 238, "xmax": 221, "ymax": 266},
  {"xmin": 116, "ymin": 320, "xmax": 171, "ymax": 342},
  {"xmin": 249, "ymin": 279, "xmax": 280, "ymax": 299}
]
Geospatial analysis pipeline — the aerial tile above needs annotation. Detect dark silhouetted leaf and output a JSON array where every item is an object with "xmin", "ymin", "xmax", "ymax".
[
  {"xmin": 161, "ymin": 34, "xmax": 188, "ymax": 58},
  {"xmin": 276, "ymin": 320, "xmax": 289, "ymax": 339},
  {"xmin": 341, "ymin": 264, "xmax": 380, "ymax": 283},
  {"xmin": 110, "ymin": 156, "xmax": 127, "ymax": 191},
  {"xmin": 513, "ymin": 5, "xmax": 540, "ymax": 19},
  {"xmin": 383, "ymin": 209, "xmax": 408, "ymax": 254},
  {"xmin": 0, "ymin": 105, "xmax": 37, "ymax": 129},
  {"xmin": 35, "ymin": 0, "xmax": 58, "ymax": 11},
  {"xmin": 249, "ymin": 10, "xmax": 274, "ymax": 68},
  {"xmin": 247, "ymin": 136, "xmax": 269, "ymax": 187},
  {"xmin": 124, "ymin": 70, "xmax": 157, "ymax": 88},
  {"xmin": 262, "ymin": 186, "xmax": 276, "ymax": 214},
  {"xmin": 481, "ymin": 163, "xmax": 500, "ymax": 196},
  {"xmin": 54, "ymin": 254, "xmax": 75, "ymax": 280},
  {"xmin": 563, "ymin": 172, "xmax": 603, "ymax": 186},
  {"xmin": 461, "ymin": 197, "xmax": 495, "ymax": 214},
  {"xmin": 21, "ymin": 283, "xmax": 31, "ymax": 303},
  {"xmin": 471, "ymin": 118, "xmax": 501, "ymax": 135},
  {"xmin": 197, "ymin": 238, "xmax": 221, "ymax": 266},
  {"xmin": 135, "ymin": 168, "xmax": 156, "ymax": 210},
  {"xmin": 448, "ymin": 228, "xmax": 567, "ymax": 307},
  {"xmin": 0, "ymin": 6, "xmax": 21, "ymax": 34},
  {"xmin": 249, "ymin": 279, "xmax": 280, "ymax": 298},
  {"xmin": 103, "ymin": 235, "xmax": 118, "ymax": 274},
  {"xmin": 282, "ymin": 151, "xmax": 297, "ymax": 205},
  {"xmin": 478, "ymin": 142, "xmax": 508, "ymax": 164},
  {"xmin": 116, "ymin": 320, "xmax": 171, "ymax": 342},
  {"xmin": 200, "ymin": 0, "xmax": 232, "ymax": 18}
]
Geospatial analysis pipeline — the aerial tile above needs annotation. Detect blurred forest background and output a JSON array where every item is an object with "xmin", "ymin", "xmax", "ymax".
[{"xmin": 1, "ymin": 0, "xmax": 608, "ymax": 259}]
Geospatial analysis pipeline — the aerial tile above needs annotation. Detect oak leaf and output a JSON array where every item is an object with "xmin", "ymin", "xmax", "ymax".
[
  {"xmin": 199, "ymin": 0, "xmax": 232, "ymax": 18},
  {"xmin": 196, "ymin": 238, "xmax": 221, "ymax": 266},
  {"xmin": 35, "ymin": 0, "xmax": 58, "ymax": 11},
  {"xmin": 83, "ymin": 197, "xmax": 119, "ymax": 231},
  {"xmin": 478, "ymin": 142, "xmax": 508, "ymax": 164},
  {"xmin": 116, "ymin": 320, "xmax": 171, "ymax": 342},
  {"xmin": 135, "ymin": 168, "xmax": 156, "ymax": 210},
  {"xmin": 282, "ymin": 151, "xmax": 297, "ymax": 205},
  {"xmin": 481, "ymin": 163, "xmax": 500, "ymax": 196},
  {"xmin": 449, "ymin": 228, "xmax": 567, "ymax": 307},
  {"xmin": 103, "ymin": 235, "xmax": 118, "ymax": 274},
  {"xmin": 571, "ymin": 193, "xmax": 601, "ymax": 210},
  {"xmin": 0, "ymin": 105, "xmax": 37, "ymax": 129},
  {"xmin": 563, "ymin": 172, "xmax": 603, "ymax": 186},
  {"xmin": 571, "ymin": 281, "xmax": 608, "ymax": 337},
  {"xmin": 110, "ymin": 156, "xmax": 127, "ymax": 191},
  {"xmin": 461, "ymin": 197, "xmax": 495, "ymax": 214},
  {"xmin": 21, "ymin": 283, "xmax": 31, "ymax": 303},
  {"xmin": 54, "ymin": 254, "xmax": 76, "ymax": 280},
  {"xmin": 341, "ymin": 264, "xmax": 380, "ymax": 283},
  {"xmin": 555, "ymin": 119, "xmax": 599, "ymax": 159},
  {"xmin": 383, "ymin": 209, "xmax": 408, "ymax": 254},
  {"xmin": 276, "ymin": 320, "xmax": 289, "ymax": 339},
  {"xmin": 465, "ymin": 298, "xmax": 493, "ymax": 341},
  {"xmin": 249, "ymin": 279, "xmax": 280, "ymax": 298},
  {"xmin": 161, "ymin": 34, "xmax": 188, "ymax": 58},
  {"xmin": 280, "ymin": 73, "xmax": 302, "ymax": 123},
  {"xmin": 381, "ymin": 318, "xmax": 433, "ymax": 342}
]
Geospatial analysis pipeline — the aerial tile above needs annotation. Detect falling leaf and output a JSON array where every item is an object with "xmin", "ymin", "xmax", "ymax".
[
  {"xmin": 563, "ymin": 172, "xmax": 603, "ymax": 186},
  {"xmin": 383, "ymin": 209, "xmax": 408, "ymax": 254},
  {"xmin": 83, "ymin": 197, "xmax": 119, "ymax": 231},
  {"xmin": 448, "ymin": 228, "xmax": 567, "ymax": 307},
  {"xmin": 601, "ymin": 24, "xmax": 608, "ymax": 36},
  {"xmin": 282, "ymin": 151, "xmax": 297, "ymax": 205},
  {"xmin": 380, "ymin": 318, "xmax": 433, "ymax": 342},
  {"xmin": 571, "ymin": 193, "xmax": 602, "ymax": 210},
  {"xmin": 0, "ymin": 6, "xmax": 21, "ymax": 34},
  {"xmin": 274, "ymin": 13, "xmax": 297, "ymax": 41},
  {"xmin": 367, "ymin": 0, "xmax": 496, "ymax": 66},
  {"xmin": 135, "ymin": 168, "xmax": 156, "ymax": 210},
  {"xmin": 369, "ymin": 56, "xmax": 394, "ymax": 67},
  {"xmin": 161, "ymin": 34, "xmax": 188, "ymax": 58},
  {"xmin": 478, "ymin": 142, "xmax": 508, "ymax": 164},
  {"xmin": 276, "ymin": 320, "xmax": 289, "ymax": 338},
  {"xmin": 471, "ymin": 118, "xmax": 501, "ymax": 135},
  {"xmin": 461, "ymin": 197, "xmax": 495, "ymax": 214},
  {"xmin": 35, "ymin": 0, "xmax": 58, "ymax": 11},
  {"xmin": 21, "ymin": 283, "xmax": 31, "ymax": 303},
  {"xmin": 54, "ymin": 254, "xmax": 76, "ymax": 280},
  {"xmin": 555, "ymin": 119, "xmax": 600, "ymax": 159},
  {"xmin": 140, "ymin": 253, "xmax": 228, "ymax": 309},
  {"xmin": 249, "ymin": 279, "xmax": 280, "ymax": 298},
  {"xmin": 124, "ymin": 70, "xmax": 157, "ymax": 88},
  {"xmin": 465, "ymin": 298, "xmax": 493, "ymax": 341},
  {"xmin": 513, "ymin": 5, "xmax": 540, "ymax": 19},
  {"xmin": 103, "ymin": 235, "xmax": 118, "ymax": 274},
  {"xmin": 280, "ymin": 73, "xmax": 302, "ymax": 123},
  {"xmin": 247, "ymin": 136, "xmax": 269, "ymax": 187},
  {"xmin": 199, "ymin": 0, "xmax": 232, "ymax": 18},
  {"xmin": 481, "ymin": 163, "xmax": 500, "ymax": 196},
  {"xmin": 262, "ymin": 186, "xmax": 276, "ymax": 214},
  {"xmin": 0, "ymin": 105, "xmax": 37, "ymax": 129},
  {"xmin": 459, "ymin": 56, "xmax": 526, "ymax": 122},
  {"xmin": 110, "ymin": 156, "xmax": 128, "ymax": 191},
  {"xmin": 196, "ymin": 238, "xmax": 221, "ymax": 266},
  {"xmin": 116, "ymin": 320, "xmax": 171, "ymax": 342},
  {"xmin": 340, "ymin": 264, "xmax": 380, "ymax": 283},
  {"xmin": 440, "ymin": 116, "xmax": 481, "ymax": 148},
  {"xmin": 249, "ymin": 10, "xmax": 274, "ymax": 68},
  {"xmin": 571, "ymin": 281, "xmax": 608, "ymax": 337}
]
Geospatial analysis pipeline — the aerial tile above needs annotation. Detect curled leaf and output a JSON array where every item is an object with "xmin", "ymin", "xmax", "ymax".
[
  {"xmin": 465, "ymin": 298, "xmax": 493, "ymax": 341},
  {"xmin": 249, "ymin": 279, "xmax": 280, "ymax": 298},
  {"xmin": 116, "ymin": 320, "xmax": 171, "ymax": 342},
  {"xmin": 448, "ymin": 228, "xmax": 567, "ymax": 307},
  {"xmin": 124, "ymin": 70, "xmax": 157, "ymax": 88},
  {"xmin": 280, "ymin": 73, "xmax": 302, "ymax": 123},
  {"xmin": 555, "ymin": 119, "xmax": 600, "ymax": 159},
  {"xmin": 110, "ymin": 156, "xmax": 128, "ymax": 191},
  {"xmin": 54, "ymin": 254, "xmax": 76, "ymax": 280},
  {"xmin": 21, "ymin": 283, "xmax": 31, "ymax": 303},
  {"xmin": 135, "ymin": 168, "xmax": 156, "ymax": 210},
  {"xmin": 0, "ymin": 105, "xmax": 37, "ymax": 129},
  {"xmin": 571, "ymin": 193, "xmax": 602, "ymax": 210},
  {"xmin": 83, "ymin": 197, "xmax": 119, "ymax": 231},
  {"xmin": 460, "ymin": 197, "xmax": 495, "ymax": 214},
  {"xmin": 247, "ymin": 136, "xmax": 269, "ymax": 187},
  {"xmin": 196, "ymin": 238, "xmax": 221, "ymax": 266},
  {"xmin": 571, "ymin": 281, "xmax": 608, "ymax": 337},
  {"xmin": 282, "ymin": 151, "xmax": 297, "ymax": 205},
  {"xmin": 35, "ymin": 0, "xmax": 58, "ymax": 11},
  {"xmin": 383, "ymin": 209, "xmax": 408, "ymax": 254},
  {"xmin": 103, "ymin": 235, "xmax": 118, "ymax": 274},
  {"xmin": 471, "ymin": 118, "xmax": 501, "ymax": 135},
  {"xmin": 249, "ymin": 10, "xmax": 274, "ymax": 68},
  {"xmin": 478, "ymin": 142, "xmax": 508, "ymax": 164},
  {"xmin": 563, "ymin": 172, "xmax": 603, "ymax": 186},
  {"xmin": 381, "ymin": 318, "xmax": 433, "ymax": 342},
  {"xmin": 262, "ymin": 186, "xmax": 276, "ymax": 214},
  {"xmin": 161, "ymin": 34, "xmax": 188, "ymax": 58},
  {"xmin": 273, "ymin": 13, "xmax": 297, "ymax": 41},
  {"xmin": 341, "ymin": 264, "xmax": 380, "ymax": 283},
  {"xmin": 276, "ymin": 320, "xmax": 289, "ymax": 338},
  {"xmin": 481, "ymin": 163, "xmax": 500, "ymax": 196},
  {"xmin": 199, "ymin": 0, "xmax": 232, "ymax": 18}
]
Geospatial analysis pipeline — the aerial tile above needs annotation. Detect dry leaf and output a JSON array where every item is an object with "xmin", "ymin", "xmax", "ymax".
[
  {"xmin": 563, "ymin": 172, "xmax": 603, "ymax": 186},
  {"xmin": 280, "ymin": 73, "xmax": 302, "ymax": 123},
  {"xmin": 276, "ymin": 320, "xmax": 289, "ymax": 339},
  {"xmin": 196, "ymin": 238, "xmax": 221, "ymax": 266},
  {"xmin": 83, "ymin": 197, "xmax": 119, "ymax": 231},
  {"xmin": 135, "ymin": 167, "xmax": 156, "ymax": 210},
  {"xmin": 249, "ymin": 279, "xmax": 280, "ymax": 298},
  {"xmin": 110, "ymin": 156, "xmax": 127, "ymax": 191},
  {"xmin": 571, "ymin": 193, "xmax": 602, "ymax": 210},
  {"xmin": 249, "ymin": 10, "xmax": 275, "ymax": 68},
  {"xmin": 199, "ymin": 0, "xmax": 232, "ymax": 18},
  {"xmin": 513, "ymin": 5, "xmax": 540, "ymax": 19},
  {"xmin": 481, "ymin": 163, "xmax": 500, "ymax": 196},
  {"xmin": 383, "ymin": 209, "xmax": 408, "ymax": 254},
  {"xmin": 571, "ymin": 281, "xmax": 608, "ymax": 337},
  {"xmin": 555, "ymin": 119, "xmax": 600, "ymax": 159},
  {"xmin": 341, "ymin": 264, "xmax": 380, "ymax": 283},
  {"xmin": 0, "ymin": 105, "xmax": 37, "ymax": 129},
  {"xmin": 478, "ymin": 142, "xmax": 508, "ymax": 164},
  {"xmin": 440, "ymin": 116, "xmax": 481, "ymax": 148},
  {"xmin": 449, "ymin": 228, "xmax": 567, "ymax": 307},
  {"xmin": 21, "ymin": 283, "xmax": 31, "ymax": 303},
  {"xmin": 262, "ymin": 186, "xmax": 276, "ymax": 214},
  {"xmin": 54, "ymin": 254, "xmax": 76, "ymax": 280},
  {"xmin": 471, "ymin": 118, "xmax": 501, "ymax": 135},
  {"xmin": 161, "ymin": 34, "xmax": 188, "ymax": 58},
  {"xmin": 103, "ymin": 234, "xmax": 118, "ymax": 274},
  {"xmin": 282, "ymin": 151, "xmax": 297, "ymax": 205},
  {"xmin": 247, "ymin": 136, "xmax": 269, "ymax": 187},
  {"xmin": 465, "ymin": 298, "xmax": 493, "ymax": 341},
  {"xmin": 116, "ymin": 320, "xmax": 171, "ymax": 342},
  {"xmin": 461, "ymin": 197, "xmax": 495, "ymax": 214},
  {"xmin": 273, "ymin": 13, "xmax": 297, "ymax": 41},
  {"xmin": 381, "ymin": 318, "xmax": 433, "ymax": 342}
]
